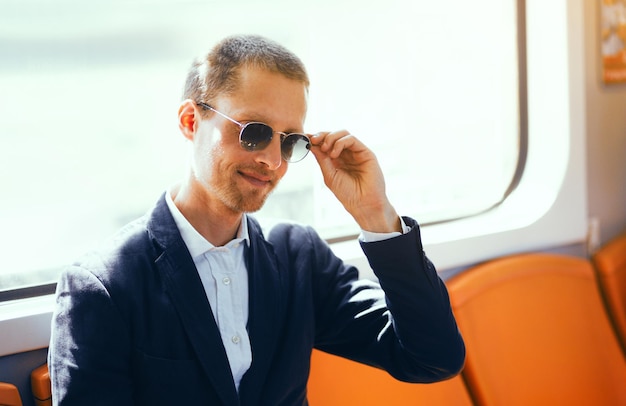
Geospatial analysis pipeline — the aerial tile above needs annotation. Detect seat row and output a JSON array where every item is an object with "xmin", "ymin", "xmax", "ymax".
[
  {"xmin": 1, "ymin": 231, "xmax": 625, "ymax": 406},
  {"xmin": 308, "ymin": 230, "xmax": 626, "ymax": 405}
]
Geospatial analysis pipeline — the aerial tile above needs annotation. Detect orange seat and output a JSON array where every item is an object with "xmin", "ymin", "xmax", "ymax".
[
  {"xmin": 592, "ymin": 230, "xmax": 626, "ymax": 353},
  {"xmin": 0, "ymin": 382, "xmax": 22, "ymax": 406},
  {"xmin": 308, "ymin": 349, "xmax": 473, "ymax": 406},
  {"xmin": 446, "ymin": 253, "xmax": 626, "ymax": 406},
  {"xmin": 30, "ymin": 364, "xmax": 51, "ymax": 406}
]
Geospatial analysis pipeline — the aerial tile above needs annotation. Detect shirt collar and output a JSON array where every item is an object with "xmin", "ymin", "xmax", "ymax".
[{"xmin": 165, "ymin": 190, "xmax": 250, "ymax": 259}]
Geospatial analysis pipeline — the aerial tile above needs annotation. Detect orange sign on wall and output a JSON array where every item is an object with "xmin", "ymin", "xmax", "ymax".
[{"xmin": 601, "ymin": 0, "xmax": 626, "ymax": 84}]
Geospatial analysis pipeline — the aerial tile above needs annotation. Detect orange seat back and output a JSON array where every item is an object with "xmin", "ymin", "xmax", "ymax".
[
  {"xmin": 308, "ymin": 349, "xmax": 473, "ymax": 406},
  {"xmin": 592, "ymin": 230, "xmax": 626, "ymax": 352},
  {"xmin": 0, "ymin": 382, "xmax": 22, "ymax": 406},
  {"xmin": 446, "ymin": 253, "xmax": 626, "ymax": 406},
  {"xmin": 30, "ymin": 364, "xmax": 51, "ymax": 406}
]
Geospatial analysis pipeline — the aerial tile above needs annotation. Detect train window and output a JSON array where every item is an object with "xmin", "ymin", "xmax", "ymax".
[{"xmin": 0, "ymin": 0, "xmax": 522, "ymax": 297}]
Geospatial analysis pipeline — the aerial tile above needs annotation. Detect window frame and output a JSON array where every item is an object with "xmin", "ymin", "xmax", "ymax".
[{"xmin": 0, "ymin": 0, "xmax": 528, "ymax": 302}]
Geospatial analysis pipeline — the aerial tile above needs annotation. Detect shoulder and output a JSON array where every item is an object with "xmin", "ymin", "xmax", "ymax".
[
  {"xmin": 248, "ymin": 216, "xmax": 352, "ymax": 285},
  {"xmin": 60, "ymin": 212, "xmax": 169, "ymax": 303},
  {"xmin": 249, "ymin": 216, "xmax": 326, "ymax": 253},
  {"xmin": 251, "ymin": 215, "xmax": 310, "ymax": 236},
  {"xmin": 75, "ymin": 214, "xmax": 152, "ymax": 270},
  {"xmin": 70, "ymin": 194, "xmax": 178, "ymax": 279}
]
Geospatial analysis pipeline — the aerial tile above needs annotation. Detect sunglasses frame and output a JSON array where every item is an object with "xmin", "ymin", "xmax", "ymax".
[{"xmin": 196, "ymin": 102, "xmax": 311, "ymax": 163}]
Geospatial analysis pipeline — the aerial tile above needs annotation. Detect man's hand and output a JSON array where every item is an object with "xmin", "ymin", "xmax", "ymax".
[{"xmin": 310, "ymin": 130, "xmax": 402, "ymax": 234}]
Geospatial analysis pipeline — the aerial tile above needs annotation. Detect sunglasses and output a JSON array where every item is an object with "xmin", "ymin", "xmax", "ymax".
[{"xmin": 197, "ymin": 102, "xmax": 311, "ymax": 163}]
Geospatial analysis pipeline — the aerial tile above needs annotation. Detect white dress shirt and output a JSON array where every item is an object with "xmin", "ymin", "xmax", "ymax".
[{"xmin": 166, "ymin": 192, "xmax": 251, "ymax": 391}]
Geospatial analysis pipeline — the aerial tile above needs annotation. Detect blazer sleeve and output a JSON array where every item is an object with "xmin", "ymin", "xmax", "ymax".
[
  {"xmin": 309, "ymin": 217, "xmax": 465, "ymax": 383},
  {"xmin": 49, "ymin": 265, "xmax": 134, "ymax": 406}
]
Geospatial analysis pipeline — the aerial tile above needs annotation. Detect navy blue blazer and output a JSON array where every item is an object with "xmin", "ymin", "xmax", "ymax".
[{"xmin": 49, "ymin": 193, "xmax": 464, "ymax": 405}]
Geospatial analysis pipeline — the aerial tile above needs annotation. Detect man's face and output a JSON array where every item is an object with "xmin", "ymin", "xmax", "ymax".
[{"xmin": 191, "ymin": 66, "xmax": 308, "ymax": 214}]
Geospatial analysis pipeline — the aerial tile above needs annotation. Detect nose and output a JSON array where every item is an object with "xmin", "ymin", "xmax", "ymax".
[{"xmin": 254, "ymin": 133, "xmax": 283, "ymax": 170}]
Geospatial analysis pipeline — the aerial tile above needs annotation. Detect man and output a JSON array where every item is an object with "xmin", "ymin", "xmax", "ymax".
[{"xmin": 49, "ymin": 34, "xmax": 465, "ymax": 405}]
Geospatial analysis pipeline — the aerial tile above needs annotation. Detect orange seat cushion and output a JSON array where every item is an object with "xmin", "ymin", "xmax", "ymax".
[
  {"xmin": 30, "ymin": 363, "xmax": 51, "ymax": 406},
  {"xmin": 0, "ymin": 382, "xmax": 22, "ymax": 406},
  {"xmin": 446, "ymin": 253, "xmax": 626, "ymax": 406}
]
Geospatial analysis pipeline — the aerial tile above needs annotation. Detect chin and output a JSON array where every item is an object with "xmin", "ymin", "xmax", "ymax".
[{"xmin": 230, "ymin": 192, "xmax": 271, "ymax": 214}]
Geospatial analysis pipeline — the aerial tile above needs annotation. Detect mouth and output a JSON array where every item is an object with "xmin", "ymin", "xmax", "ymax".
[{"xmin": 238, "ymin": 170, "xmax": 273, "ymax": 188}]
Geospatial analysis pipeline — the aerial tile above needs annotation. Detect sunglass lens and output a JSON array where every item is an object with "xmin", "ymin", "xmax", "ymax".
[
  {"xmin": 281, "ymin": 134, "xmax": 311, "ymax": 163},
  {"xmin": 240, "ymin": 123, "xmax": 273, "ymax": 151}
]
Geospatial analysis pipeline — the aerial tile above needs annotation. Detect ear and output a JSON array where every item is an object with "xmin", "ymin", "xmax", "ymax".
[{"xmin": 178, "ymin": 99, "xmax": 200, "ymax": 141}]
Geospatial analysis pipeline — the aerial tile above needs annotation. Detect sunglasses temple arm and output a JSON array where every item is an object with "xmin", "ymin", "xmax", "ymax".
[{"xmin": 197, "ymin": 102, "xmax": 243, "ymax": 128}]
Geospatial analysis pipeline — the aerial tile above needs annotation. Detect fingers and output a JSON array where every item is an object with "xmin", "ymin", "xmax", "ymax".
[{"xmin": 310, "ymin": 130, "xmax": 365, "ymax": 159}]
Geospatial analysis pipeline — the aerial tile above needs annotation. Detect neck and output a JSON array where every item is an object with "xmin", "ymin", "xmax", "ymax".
[{"xmin": 171, "ymin": 181, "xmax": 243, "ymax": 247}]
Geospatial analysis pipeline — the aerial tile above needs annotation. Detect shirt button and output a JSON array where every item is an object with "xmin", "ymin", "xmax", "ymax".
[
  {"xmin": 222, "ymin": 277, "xmax": 231, "ymax": 285},
  {"xmin": 232, "ymin": 335, "xmax": 240, "ymax": 344}
]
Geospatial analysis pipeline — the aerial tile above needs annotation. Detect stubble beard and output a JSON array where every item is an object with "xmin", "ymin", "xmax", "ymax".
[{"xmin": 214, "ymin": 166, "xmax": 278, "ymax": 214}]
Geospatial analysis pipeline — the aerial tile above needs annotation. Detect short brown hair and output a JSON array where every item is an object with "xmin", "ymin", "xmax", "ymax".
[{"xmin": 182, "ymin": 35, "xmax": 309, "ymax": 106}]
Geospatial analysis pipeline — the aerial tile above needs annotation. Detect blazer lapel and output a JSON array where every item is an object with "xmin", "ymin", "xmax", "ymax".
[
  {"xmin": 148, "ymin": 194, "xmax": 239, "ymax": 406},
  {"xmin": 238, "ymin": 218, "xmax": 286, "ymax": 403}
]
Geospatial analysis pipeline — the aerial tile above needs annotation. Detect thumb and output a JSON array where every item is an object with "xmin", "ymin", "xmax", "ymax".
[{"xmin": 310, "ymin": 145, "xmax": 336, "ymax": 186}]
